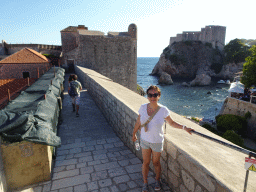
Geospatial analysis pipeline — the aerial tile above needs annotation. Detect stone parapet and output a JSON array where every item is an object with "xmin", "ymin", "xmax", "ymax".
[{"xmin": 75, "ymin": 65, "xmax": 256, "ymax": 192}]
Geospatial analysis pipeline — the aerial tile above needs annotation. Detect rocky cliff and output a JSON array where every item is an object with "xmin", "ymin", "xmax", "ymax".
[{"xmin": 151, "ymin": 41, "xmax": 243, "ymax": 86}]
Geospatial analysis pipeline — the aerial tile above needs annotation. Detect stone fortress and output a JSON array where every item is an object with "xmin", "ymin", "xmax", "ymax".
[
  {"xmin": 60, "ymin": 23, "xmax": 137, "ymax": 91},
  {"xmin": 169, "ymin": 25, "xmax": 226, "ymax": 50}
]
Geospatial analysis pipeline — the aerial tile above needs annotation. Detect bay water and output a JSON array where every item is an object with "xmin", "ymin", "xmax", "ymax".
[{"xmin": 137, "ymin": 57, "xmax": 230, "ymax": 120}]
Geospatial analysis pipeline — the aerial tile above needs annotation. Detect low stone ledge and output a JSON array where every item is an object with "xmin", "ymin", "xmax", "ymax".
[{"xmin": 75, "ymin": 65, "xmax": 256, "ymax": 192}]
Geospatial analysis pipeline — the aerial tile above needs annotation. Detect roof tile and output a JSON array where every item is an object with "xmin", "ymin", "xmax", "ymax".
[{"xmin": 0, "ymin": 48, "xmax": 49, "ymax": 64}]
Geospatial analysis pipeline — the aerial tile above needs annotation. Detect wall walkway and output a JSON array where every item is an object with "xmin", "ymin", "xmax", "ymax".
[
  {"xmin": 10, "ymin": 66, "xmax": 256, "ymax": 192},
  {"xmin": 12, "ymin": 72, "xmax": 171, "ymax": 192},
  {"xmin": 75, "ymin": 65, "xmax": 256, "ymax": 192}
]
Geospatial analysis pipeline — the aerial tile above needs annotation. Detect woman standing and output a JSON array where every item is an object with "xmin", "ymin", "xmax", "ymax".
[{"xmin": 132, "ymin": 85, "xmax": 194, "ymax": 192}]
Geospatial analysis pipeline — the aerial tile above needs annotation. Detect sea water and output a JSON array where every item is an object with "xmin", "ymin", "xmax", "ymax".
[{"xmin": 137, "ymin": 57, "xmax": 229, "ymax": 120}]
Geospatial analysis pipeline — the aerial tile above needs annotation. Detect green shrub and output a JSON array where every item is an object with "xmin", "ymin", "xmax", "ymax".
[
  {"xmin": 202, "ymin": 124, "xmax": 219, "ymax": 135},
  {"xmin": 163, "ymin": 46, "xmax": 170, "ymax": 54},
  {"xmin": 210, "ymin": 63, "xmax": 223, "ymax": 74},
  {"xmin": 215, "ymin": 114, "xmax": 247, "ymax": 136},
  {"xmin": 43, "ymin": 54, "xmax": 56, "ymax": 58},
  {"xmin": 245, "ymin": 111, "xmax": 252, "ymax": 119},
  {"xmin": 205, "ymin": 42, "xmax": 212, "ymax": 48},
  {"xmin": 191, "ymin": 117, "xmax": 200, "ymax": 122},
  {"xmin": 184, "ymin": 40, "xmax": 192, "ymax": 46},
  {"xmin": 169, "ymin": 54, "xmax": 178, "ymax": 64},
  {"xmin": 222, "ymin": 130, "xmax": 244, "ymax": 147}
]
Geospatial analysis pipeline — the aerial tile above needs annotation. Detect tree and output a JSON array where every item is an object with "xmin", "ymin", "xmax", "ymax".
[
  {"xmin": 241, "ymin": 45, "xmax": 256, "ymax": 88},
  {"xmin": 224, "ymin": 39, "xmax": 250, "ymax": 64}
]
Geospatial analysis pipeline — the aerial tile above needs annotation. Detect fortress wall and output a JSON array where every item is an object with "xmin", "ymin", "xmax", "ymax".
[
  {"xmin": 0, "ymin": 140, "xmax": 7, "ymax": 192},
  {"xmin": 75, "ymin": 65, "xmax": 256, "ymax": 192},
  {"xmin": 7, "ymin": 45, "xmax": 39, "ymax": 55},
  {"xmin": 170, "ymin": 26, "xmax": 226, "ymax": 50},
  {"xmin": 219, "ymin": 97, "xmax": 256, "ymax": 139},
  {"xmin": 60, "ymin": 32, "xmax": 78, "ymax": 54},
  {"xmin": 0, "ymin": 46, "xmax": 4, "ymax": 55},
  {"xmin": 77, "ymin": 35, "xmax": 137, "ymax": 91}
]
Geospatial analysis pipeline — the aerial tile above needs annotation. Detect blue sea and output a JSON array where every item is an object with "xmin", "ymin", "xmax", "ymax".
[{"xmin": 137, "ymin": 57, "xmax": 229, "ymax": 120}]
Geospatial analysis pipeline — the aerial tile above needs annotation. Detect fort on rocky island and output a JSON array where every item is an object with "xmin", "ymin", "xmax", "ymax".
[
  {"xmin": 60, "ymin": 24, "xmax": 138, "ymax": 91},
  {"xmin": 169, "ymin": 25, "xmax": 226, "ymax": 50}
]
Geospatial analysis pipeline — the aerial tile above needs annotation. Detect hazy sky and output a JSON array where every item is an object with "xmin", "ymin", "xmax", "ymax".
[{"xmin": 1, "ymin": 0, "xmax": 255, "ymax": 57}]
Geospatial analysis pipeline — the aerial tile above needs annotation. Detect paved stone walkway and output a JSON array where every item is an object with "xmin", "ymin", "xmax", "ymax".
[{"xmin": 14, "ymin": 73, "xmax": 171, "ymax": 192}]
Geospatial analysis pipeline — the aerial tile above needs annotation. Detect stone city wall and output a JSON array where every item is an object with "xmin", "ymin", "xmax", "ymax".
[
  {"xmin": 75, "ymin": 65, "xmax": 256, "ymax": 192},
  {"xmin": 60, "ymin": 32, "xmax": 78, "ymax": 54},
  {"xmin": 0, "ymin": 63, "xmax": 49, "ymax": 79},
  {"xmin": 219, "ymin": 97, "xmax": 256, "ymax": 139},
  {"xmin": 3, "ymin": 44, "xmax": 61, "ymax": 55},
  {"xmin": 0, "ymin": 44, "xmax": 4, "ymax": 55},
  {"xmin": 76, "ymin": 35, "xmax": 137, "ymax": 92},
  {"xmin": 0, "ymin": 139, "xmax": 7, "ymax": 192}
]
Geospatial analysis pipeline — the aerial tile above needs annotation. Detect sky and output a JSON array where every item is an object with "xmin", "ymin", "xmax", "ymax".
[{"xmin": 1, "ymin": 0, "xmax": 256, "ymax": 57}]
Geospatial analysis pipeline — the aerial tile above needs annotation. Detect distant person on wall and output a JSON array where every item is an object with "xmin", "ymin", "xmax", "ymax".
[
  {"xmin": 68, "ymin": 74, "xmax": 82, "ymax": 117},
  {"xmin": 132, "ymin": 85, "xmax": 194, "ymax": 192}
]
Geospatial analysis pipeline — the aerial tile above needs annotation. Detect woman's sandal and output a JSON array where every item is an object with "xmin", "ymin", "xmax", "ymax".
[
  {"xmin": 154, "ymin": 180, "xmax": 161, "ymax": 191},
  {"xmin": 142, "ymin": 183, "xmax": 149, "ymax": 192}
]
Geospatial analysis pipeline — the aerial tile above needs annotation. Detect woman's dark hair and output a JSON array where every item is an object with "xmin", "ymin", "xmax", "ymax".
[
  {"xmin": 146, "ymin": 85, "xmax": 161, "ymax": 96},
  {"xmin": 68, "ymin": 74, "xmax": 77, "ymax": 81},
  {"xmin": 73, "ymin": 74, "xmax": 78, "ymax": 80},
  {"xmin": 68, "ymin": 74, "xmax": 74, "ymax": 82}
]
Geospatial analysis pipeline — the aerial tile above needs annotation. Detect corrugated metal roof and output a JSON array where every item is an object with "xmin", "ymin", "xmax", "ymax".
[{"xmin": 0, "ymin": 48, "xmax": 49, "ymax": 64}]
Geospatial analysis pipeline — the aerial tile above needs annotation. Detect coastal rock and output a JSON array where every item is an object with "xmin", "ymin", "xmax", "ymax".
[
  {"xmin": 215, "ymin": 62, "xmax": 244, "ymax": 80},
  {"xmin": 151, "ymin": 53, "xmax": 170, "ymax": 75},
  {"xmin": 190, "ymin": 74, "xmax": 211, "ymax": 86},
  {"xmin": 182, "ymin": 82, "xmax": 190, "ymax": 87},
  {"xmin": 137, "ymin": 84, "xmax": 146, "ymax": 96},
  {"xmin": 151, "ymin": 41, "xmax": 222, "ymax": 79},
  {"xmin": 158, "ymin": 72, "xmax": 173, "ymax": 85}
]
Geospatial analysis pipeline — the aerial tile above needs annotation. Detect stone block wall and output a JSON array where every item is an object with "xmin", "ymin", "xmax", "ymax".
[
  {"xmin": 0, "ymin": 44, "xmax": 4, "ymax": 55},
  {"xmin": 76, "ymin": 35, "xmax": 137, "ymax": 91},
  {"xmin": 0, "ymin": 63, "xmax": 49, "ymax": 79},
  {"xmin": 60, "ymin": 32, "xmax": 78, "ymax": 54},
  {"xmin": 219, "ymin": 97, "xmax": 256, "ymax": 139},
  {"xmin": 75, "ymin": 65, "xmax": 256, "ymax": 192},
  {"xmin": 7, "ymin": 45, "xmax": 40, "ymax": 55},
  {"xmin": 0, "ymin": 139, "xmax": 7, "ymax": 192}
]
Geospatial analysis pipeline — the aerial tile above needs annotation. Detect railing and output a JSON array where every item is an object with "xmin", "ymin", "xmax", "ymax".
[{"xmin": 192, "ymin": 130, "xmax": 256, "ymax": 192}]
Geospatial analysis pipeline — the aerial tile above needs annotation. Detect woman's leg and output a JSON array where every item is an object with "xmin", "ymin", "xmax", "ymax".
[
  {"xmin": 152, "ymin": 150, "xmax": 162, "ymax": 181},
  {"xmin": 141, "ymin": 148, "xmax": 152, "ymax": 184}
]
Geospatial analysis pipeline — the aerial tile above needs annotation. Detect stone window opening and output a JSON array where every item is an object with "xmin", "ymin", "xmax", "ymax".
[{"xmin": 23, "ymin": 72, "xmax": 30, "ymax": 78}]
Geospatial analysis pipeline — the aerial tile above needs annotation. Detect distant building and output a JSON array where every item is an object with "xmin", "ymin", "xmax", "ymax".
[
  {"xmin": 0, "ymin": 48, "xmax": 50, "ymax": 79},
  {"xmin": 60, "ymin": 24, "xmax": 137, "ymax": 91},
  {"xmin": 169, "ymin": 25, "xmax": 226, "ymax": 50}
]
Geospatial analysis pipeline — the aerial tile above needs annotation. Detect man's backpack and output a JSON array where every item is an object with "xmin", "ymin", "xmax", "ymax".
[{"xmin": 68, "ymin": 81, "xmax": 78, "ymax": 97}]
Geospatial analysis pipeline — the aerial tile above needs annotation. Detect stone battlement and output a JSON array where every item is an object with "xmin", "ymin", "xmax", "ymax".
[{"xmin": 169, "ymin": 25, "xmax": 226, "ymax": 50}]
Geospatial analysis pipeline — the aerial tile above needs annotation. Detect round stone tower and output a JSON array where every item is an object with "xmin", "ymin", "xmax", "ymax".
[{"xmin": 128, "ymin": 23, "xmax": 137, "ymax": 40}]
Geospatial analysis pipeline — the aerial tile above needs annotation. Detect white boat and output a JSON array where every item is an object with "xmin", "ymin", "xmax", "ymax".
[
  {"xmin": 217, "ymin": 80, "xmax": 225, "ymax": 84},
  {"xmin": 226, "ymin": 80, "xmax": 231, "ymax": 84}
]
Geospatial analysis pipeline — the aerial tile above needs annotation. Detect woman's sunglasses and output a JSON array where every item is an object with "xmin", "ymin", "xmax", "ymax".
[{"xmin": 147, "ymin": 93, "xmax": 159, "ymax": 98}]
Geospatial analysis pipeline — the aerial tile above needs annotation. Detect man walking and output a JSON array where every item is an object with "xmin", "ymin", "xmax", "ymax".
[{"xmin": 68, "ymin": 74, "xmax": 82, "ymax": 117}]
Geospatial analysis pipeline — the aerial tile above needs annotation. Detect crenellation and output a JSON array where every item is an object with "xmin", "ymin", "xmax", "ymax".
[{"xmin": 170, "ymin": 25, "xmax": 226, "ymax": 50}]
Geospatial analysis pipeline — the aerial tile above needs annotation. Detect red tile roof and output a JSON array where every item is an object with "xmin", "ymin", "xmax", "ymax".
[{"xmin": 0, "ymin": 48, "xmax": 49, "ymax": 64}]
